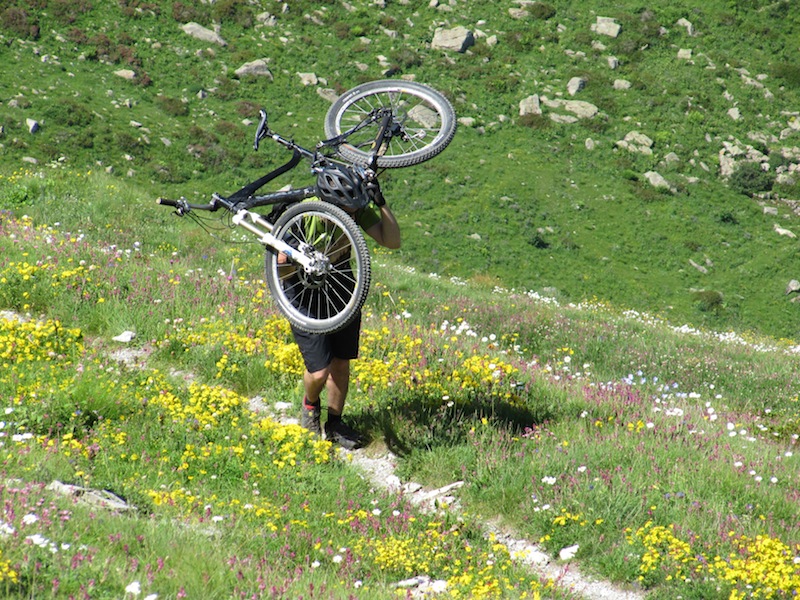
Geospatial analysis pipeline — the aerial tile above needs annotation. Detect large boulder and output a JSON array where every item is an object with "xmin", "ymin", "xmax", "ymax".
[
  {"xmin": 235, "ymin": 59, "xmax": 273, "ymax": 80},
  {"xmin": 431, "ymin": 26, "xmax": 475, "ymax": 53},
  {"xmin": 181, "ymin": 22, "xmax": 227, "ymax": 46}
]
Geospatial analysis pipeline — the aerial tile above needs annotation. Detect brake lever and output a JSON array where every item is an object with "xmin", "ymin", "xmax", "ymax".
[{"xmin": 254, "ymin": 109, "xmax": 268, "ymax": 151}]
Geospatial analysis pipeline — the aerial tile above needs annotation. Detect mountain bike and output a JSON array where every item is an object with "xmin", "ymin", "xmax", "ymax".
[{"xmin": 158, "ymin": 80, "xmax": 456, "ymax": 334}]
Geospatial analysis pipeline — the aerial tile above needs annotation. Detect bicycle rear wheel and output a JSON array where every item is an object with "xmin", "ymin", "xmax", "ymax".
[
  {"xmin": 265, "ymin": 201, "xmax": 371, "ymax": 334},
  {"xmin": 324, "ymin": 80, "xmax": 456, "ymax": 168}
]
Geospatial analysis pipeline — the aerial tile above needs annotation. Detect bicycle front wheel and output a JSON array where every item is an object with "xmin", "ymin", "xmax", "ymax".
[
  {"xmin": 266, "ymin": 201, "xmax": 371, "ymax": 334},
  {"xmin": 324, "ymin": 80, "xmax": 456, "ymax": 168}
]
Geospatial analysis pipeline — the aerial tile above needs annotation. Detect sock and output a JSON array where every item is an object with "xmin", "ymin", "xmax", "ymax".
[
  {"xmin": 327, "ymin": 412, "xmax": 342, "ymax": 425},
  {"xmin": 303, "ymin": 396, "xmax": 320, "ymax": 411}
]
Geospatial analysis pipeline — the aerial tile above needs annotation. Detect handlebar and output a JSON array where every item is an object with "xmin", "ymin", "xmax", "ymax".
[{"xmin": 157, "ymin": 195, "xmax": 231, "ymax": 215}]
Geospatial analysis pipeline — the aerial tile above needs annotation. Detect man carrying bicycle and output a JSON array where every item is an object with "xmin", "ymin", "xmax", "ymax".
[{"xmin": 283, "ymin": 165, "xmax": 400, "ymax": 449}]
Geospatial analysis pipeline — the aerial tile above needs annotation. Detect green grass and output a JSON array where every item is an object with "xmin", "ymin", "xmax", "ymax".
[
  {"xmin": 1, "ymin": 0, "xmax": 800, "ymax": 338},
  {"xmin": 3, "ymin": 0, "xmax": 800, "ymax": 597},
  {"xmin": 1, "ymin": 169, "xmax": 800, "ymax": 598}
]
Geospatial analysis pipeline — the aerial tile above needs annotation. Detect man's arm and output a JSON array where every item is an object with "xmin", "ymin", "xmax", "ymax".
[{"xmin": 364, "ymin": 204, "xmax": 401, "ymax": 249}]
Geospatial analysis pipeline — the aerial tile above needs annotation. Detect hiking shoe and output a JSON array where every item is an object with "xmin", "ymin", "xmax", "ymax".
[
  {"xmin": 300, "ymin": 405, "xmax": 322, "ymax": 437},
  {"xmin": 324, "ymin": 419, "xmax": 364, "ymax": 450}
]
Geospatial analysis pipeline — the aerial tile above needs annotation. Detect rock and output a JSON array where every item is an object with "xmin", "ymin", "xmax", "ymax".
[
  {"xmin": 559, "ymin": 100, "xmax": 598, "ymax": 119},
  {"xmin": 567, "ymin": 76, "xmax": 586, "ymax": 96},
  {"xmin": 607, "ymin": 55, "xmax": 619, "ymax": 69},
  {"xmin": 728, "ymin": 107, "xmax": 741, "ymax": 121},
  {"xmin": 317, "ymin": 88, "xmax": 339, "ymax": 103},
  {"xmin": 774, "ymin": 223, "xmax": 796, "ymax": 238},
  {"xmin": 235, "ymin": 59, "xmax": 273, "ymax": 80},
  {"xmin": 431, "ymin": 25, "xmax": 474, "ymax": 52},
  {"xmin": 540, "ymin": 97, "xmax": 599, "ymax": 119},
  {"xmin": 689, "ymin": 259, "xmax": 708, "ymax": 274},
  {"xmin": 613, "ymin": 79, "xmax": 631, "ymax": 90},
  {"xmin": 519, "ymin": 94, "xmax": 541, "ymax": 116},
  {"xmin": 26, "ymin": 118, "xmax": 40, "ymax": 133},
  {"xmin": 785, "ymin": 280, "xmax": 800, "ymax": 295},
  {"xmin": 616, "ymin": 131, "xmax": 654, "ymax": 154},
  {"xmin": 256, "ymin": 12, "xmax": 277, "ymax": 26},
  {"xmin": 112, "ymin": 331, "xmax": 136, "ymax": 343},
  {"xmin": 559, "ymin": 544, "xmax": 580, "ymax": 560},
  {"xmin": 643, "ymin": 170, "xmax": 675, "ymax": 192},
  {"xmin": 550, "ymin": 113, "xmax": 579, "ymax": 124},
  {"xmin": 677, "ymin": 48, "xmax": 693, "ymax": 60},
  {"xmin": 676, "ymin": 18, "xmax": 695, "ymax": 36},
  {"xmin": 114, "ymin": 69, "xmax": 136, "ymax": 80},
  {"xmin": 591, "ymin": 17, "xmax": 621, "ymax": 38},
  {"xmin": 297, "ymin": 72, "xmax": 317, "ymax": 86},
  {"xmin": 181, "ymin": 22, "xmax": 227, "ymax": 46},
  {"xmin": 47, "ymin": 481, "xmax": 134, "ymax": 512}
]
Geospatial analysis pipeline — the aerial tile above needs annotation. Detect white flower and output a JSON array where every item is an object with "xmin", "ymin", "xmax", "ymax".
[
  {"xmin": 332, "ymin": 554, "xmax": 343, "ymax": 564},
  {"xmin": 577, "ymin": 466, "xmax": 587, "ymax": 473},
  {"xmin": 125, "ymin": 580, "xmax": 142, "ymax": 595},
  {"xmin": 372, "ymin": 508, "xmax": 381, "ymax": 516},
  {"xmin": 770, "ymin": 477, "xmax": 778, "ymax": 484},
  {"xmin": 541, "ymin": 476, "xmax": 557, "ymax": 485},
  {"xmin": 22, "ymin": 514, "xmax": 38, "ymax": 525},
  {"xmin": 311, "ymin": 560, "xmax": 320, "ymax": 569},
  {"xmin": 144, "ymin": 595, "xmax": 158, "ymax": 600}
]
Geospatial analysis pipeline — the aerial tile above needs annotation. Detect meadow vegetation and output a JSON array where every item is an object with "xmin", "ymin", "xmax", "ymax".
[
  {"xmin": 0, "ymin": 0, "xmax": 799, "ymax": 338},
  {"xmin": 1, "ymin": 0, "xmax": 800, "ymax": 598},
  {"xmin": 0, "ymin": 168, "xmax": 799, "ymax": 598}
]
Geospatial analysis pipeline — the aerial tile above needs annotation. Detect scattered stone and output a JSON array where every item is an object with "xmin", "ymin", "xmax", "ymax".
[
  {"xmin": 256, "ymin": 12, "xmax": 277, "ymax": 26},
  {"xmin": 317, "ymin": 88, "xmax": 340, "ymax": 103},
  {"xmin": 689, "ymin": 259, "xmax": 709, "ymax": 274},
  {"xmin": 591, "ymin": 17, "xmax": 621, "ymax": 38},
  {"xmin": 774, "ymin": 223, "xmax": 796, "ymax": 238},
  {"xmin": 297, "ymin": 72, "xmax": 317, "ymax": 86},
  {"xmin": 559, "ymin": 544, "xmax": 580, "ymax": 561},
  {"xmin": 235, "ymin": 59, "xmax": 273, "ymax": 80},
  {"xmin": 519, "ymin": 94, "xmax": 542, "ymax": 116},
  {"xmin": 181, "ymin": 22, "xmax": 227, "ymax": 46},
  {"xmin": 26, "ymin": 118, "xmax": 40, "ymax": 133},
  {"xmin": 567, "ymin": 76, "xmax": 586, "ymax": 96},
  {"xmin": 785, "ymin": 280, "xmax": 800, "ymax": 295},
  {"xmin": 47, "ymin": 481, "xmax": 134, "ymax": 512},
  {"xmin": 677, "ymin": 48, "xmax": 693, "ymax": 60},
  {"xmin": 431, "ymin": 25, "xmax": 474, "ymax": 52},
  {"xmin": 643, "ymin": 170, "xmax": 675, "ymax": 192},
  {"xmin": 613, "ymin": 79, "xmax": 631, "ymax": 90},
  {"xmin": 112, "ymin": 330, "xmax": 136, "ymax": 343},
  {"xmin": 728, "ymin": 107, "xmax": 741, "ymax": 121},
  {"xmin": 616, "ymin": 131, "xmax": 654, "ymax": 154},
  {"xmin": 676, "ymin": 18, "xmax": 695, "ymax": 36},
  {"xmin": 114, "ymin": 69, "xmax": 137, "ymax": 81},
  {"xmin": 607, "ymin": 55, "xmax": 619, "ymax": 69}
]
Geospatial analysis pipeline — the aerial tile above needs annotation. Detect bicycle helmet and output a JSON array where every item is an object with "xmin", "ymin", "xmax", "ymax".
[{"xmin": 315, "ymin": 164, "xmax": 371, "ymax": 211}]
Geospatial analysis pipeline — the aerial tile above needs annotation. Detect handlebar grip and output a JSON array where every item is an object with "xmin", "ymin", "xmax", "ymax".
[{"xmin": 157, "ymin": 198, "xmax": 179, "ymax": 207}]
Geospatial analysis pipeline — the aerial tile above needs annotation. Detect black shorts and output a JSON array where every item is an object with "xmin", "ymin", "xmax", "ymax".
[{"xmin": 291, "ymin": 312, "xmax": 362, "ymax": 373}]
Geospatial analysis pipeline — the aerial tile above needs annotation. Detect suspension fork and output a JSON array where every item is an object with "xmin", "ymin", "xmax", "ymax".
[{"xmin": 230, "ymin": 209, "xmax": 327, "ymax": 274}]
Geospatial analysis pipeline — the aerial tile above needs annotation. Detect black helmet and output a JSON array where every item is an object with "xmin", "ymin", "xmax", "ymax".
[{"xmin": 315, "ymin": 164, "xmax": 370, "ymax": 211}]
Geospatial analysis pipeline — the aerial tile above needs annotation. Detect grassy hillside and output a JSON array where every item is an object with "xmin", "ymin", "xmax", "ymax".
[
  {"xmin": 2, "ymin": 0, "xmax": 800, "ymax": 339},
  {"xmin": 1, "ymin": 170, "xmax": 799, "ymax": 598}
]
